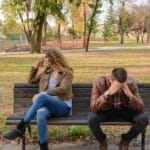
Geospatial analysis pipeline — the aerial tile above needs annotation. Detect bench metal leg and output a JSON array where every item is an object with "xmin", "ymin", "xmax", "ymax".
[
  {"xmin": 22, "ymin": 134, "xmax": 26, "ymax": 150},
  {"xmin": 21, "ymin": 125, "xmax": 31, "ymax": 150},
  {"xmin": 141, "ymin": 128, "xmax": 146, "ymax": 150}
]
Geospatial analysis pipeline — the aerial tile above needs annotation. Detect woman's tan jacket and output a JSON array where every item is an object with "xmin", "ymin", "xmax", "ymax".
[{"xmin": 28, "ymin": 67, "xmax": 73, "ymax": 100}]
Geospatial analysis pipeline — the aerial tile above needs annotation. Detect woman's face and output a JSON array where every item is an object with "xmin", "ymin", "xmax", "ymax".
[{"xmin": 43, "ymin": 54, "xmax": 51, "ymax": 67}]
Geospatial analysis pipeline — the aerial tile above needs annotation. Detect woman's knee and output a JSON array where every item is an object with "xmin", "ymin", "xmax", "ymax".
[
  {"xmin": 36, "ymin": 108, "xmax": 47, "ymax": 121},
  {"xmin": 34, "ymin": 93, "xmax": 48, "ymax": 103}
]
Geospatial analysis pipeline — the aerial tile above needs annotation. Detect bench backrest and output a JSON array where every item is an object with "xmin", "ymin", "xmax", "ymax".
[{"xmin": 13, "ymin": 83, "xmax": 150, "ymax": 116}]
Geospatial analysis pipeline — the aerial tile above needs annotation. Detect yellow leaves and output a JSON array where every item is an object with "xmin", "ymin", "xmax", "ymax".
[{"xmin": 69, "ymin": 0, "xmax": 91, "ymax": 33}]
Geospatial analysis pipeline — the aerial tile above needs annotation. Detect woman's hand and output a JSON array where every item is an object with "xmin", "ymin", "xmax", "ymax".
[
  {"xmin": 32, "ymin": 92, "xmax": 47, "ymax": 103},
  {"xmin": 34, "ymin": 57, "xmax": 44, "ymax": 69},
  {"xmin": 32, "ymin": 94, "xmax": 39, "ymax": 102}
]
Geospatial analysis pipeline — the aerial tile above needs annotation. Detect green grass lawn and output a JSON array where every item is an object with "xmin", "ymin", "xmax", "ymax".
[{"xmin": 0, "ymin": 49, "xmax": 150, "ymax": 138}]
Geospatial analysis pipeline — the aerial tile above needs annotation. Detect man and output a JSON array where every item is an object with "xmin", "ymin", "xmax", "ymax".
[{"xmin": 88, "ymin": 68, "xmax": 149, "ymax": 150}]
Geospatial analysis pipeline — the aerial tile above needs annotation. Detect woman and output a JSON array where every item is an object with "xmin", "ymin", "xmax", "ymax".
[{"xmin": 3, "ymin": 48, "xmax": 73, "ymax": 150}]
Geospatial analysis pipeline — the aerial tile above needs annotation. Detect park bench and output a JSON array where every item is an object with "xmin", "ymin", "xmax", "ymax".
[{"xmin": 5, "ymin": 83, "xmax": 150, "ymax": 150}]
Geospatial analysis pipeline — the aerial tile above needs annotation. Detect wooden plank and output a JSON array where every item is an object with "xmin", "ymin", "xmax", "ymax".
[
  {"xmin": 5, "ymin": 114, "xmax": 133, "ymax": 125},
  {"xmin": 14, "ymin": 83, "xmax": 150, "ymax": 88},
  {"xmin": 12, "ymin": 102, "xmax": 90, "ymax": 108},
  {"xmin": 140, "ymin": 94, "xmax": 150, "ymax": 98},
  {"xmin": 139, "ymin": 89, "xmax": 150, "ymax": 93},
  {"xmin": 14, "ymin": 93, "xmax": 36, "ymax": 98},
  {"xmin": 14, "ymin": 98, "xmax": 32, "ymax": 103},
  {"xmin": 13, "ymin": 107, "xmax": 28, "ymax": 113},
  {"xmin": 14, "ymin": 92, "xmax": 91, "ymax": 98},
  {"xmin": 16, "ymin": 106, "xmax": 148, "ymax": 114},
  {"xmin": 14, "ymin": 88, "xmax": 39, "ymax": 93},
  {"xmin": 14, "ymin": 97, "xmax": 90, "ymax": 103},
  {"xmin": 14, "ymin": 83, "xmax": 39, "ymax": 88},
  {"xmin": 73, "ymin": 88, "xmax": 92, "ymax": 93},
  {"xmin": 14, "ymin": 83, "xmax": 93, "ymax": 88},
  {"xmin": 6, "ymin": 112, "xmax": 150, "ymax": 125},
  {"xmin": 5, "ymin": 120, "xmax": 133, "ymax": 125},
  {"xmin": 13, "ymin": 91, "xmax": 149, "ymax": 98},
  {"xmin": 72, "ymin": 108, "xmax": 89, "ymax": 112},
  {"xmin": 138, "ymin": 83, "xmax": 150, "ymax": 88}
]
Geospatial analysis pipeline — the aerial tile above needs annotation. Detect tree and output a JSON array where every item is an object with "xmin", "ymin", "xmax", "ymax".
[
  {"xmin": 85, "ymin": 0, "xmax": 102, "ymax": 52},
  {"xmin": 102, "ymin": 20, "xmax": 118, "ymax": 41},
  {"xmin": 31, "ymin": 0, "xmax": 66, "ymax": 53},
  {"xmin": 144, "ymin": 15, "xmax": 150, "ymax": 43},
  {"xmin": 42, "ymin": 17, "xmax": 48, "ymax": 46},
  {"xmin": 80, "ymin": 0, "xmax": 88, "ymax": 49},
  {"xmin": 1, "ymin": 0, "xmax": 33, "ymax": 43},
  {"xmin": 128, "ymin": 4, "xmax": 150, "ymax": 43},
  {"xmin": 67, "ymin": 0, "xmax": 85, "ymax": 46},
  {"xmin": 2, "ymin": 19, "xmax": 22, "ymax": 35},
  {"xmin": 129, "ymin": 5, "xmax": 144, "ymax": 43},
  {"xmin": 117, "ymin": 0, "xmax": 133, "ymax": 44},
  {"xmin": 118, "ymin": 1, "xmax": 126, "ymax": 44},
  {"xmin": 54, "ymin": 14, "xmax": 65, "ymax": 48},
  {"xmin": 1, "ymin": 0, "xmax": 68, "ymax": 53},
  {"xmin": 31, "ymin": 0, "xmax": 69, "ymax": 53},
  {"xmin": 68, "ymin": 28, "xmax": 77, "ymax": 40},
  {"xmin": 1, "ymin": 1, "xmax": 21, "ymax": 35},
  {"xmin": 102, "ymin": 1, "xmax": 118, "ymax": 42}
]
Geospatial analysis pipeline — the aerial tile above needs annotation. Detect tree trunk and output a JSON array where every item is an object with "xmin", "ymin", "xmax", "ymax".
[
  {"xmin": 119, "ymin": 16, "xmax": 124, "ymax": 45},
  {"xmin": 119, "ymin": 1, "xmax": 125, "ymax": 45},
  {"xmin": 42, "ymin": 16, "xmax": 47, "ymax": 46},
  {"xmin": 83, "ymin": 3, "xmax": 87, "ymax": 49},
  {"xmin": 57, "ymin": 23, "xmax": 62, "ymax": 48},
  {"xmin": 137, "ymin": 35, "xmax": 139, "ymax": 43},
  {"xmin": 120, "ymin": 31, "xmax": 124, "ymax": 44},
  {"xmin": 147, "ymin": 32, "xmax": 150, "ymax": 43},
  {"xmin": 136, "ymin": 30, "xmax": 139, "ymax": 43},
  {"xmin": 85, "ymin": 0, "xmax": 99, "ymax": 52},
  {"xmin": 72, "ymin": 20, "xmax": 76, "ymax": 42},
  {"xmin": 86, "ymin": 28, "xmax": 92, "ymax": 52},
  {"xmin": 141, "ymin": 30, "xmax": 144, "ymax": 43},
  {"xmin": 18, "ymin": 13, "xmax": 32, "ymax": 43},
  {"xmin": 31, "ymin": 13, "xmax": 45, "ymax": 53}
]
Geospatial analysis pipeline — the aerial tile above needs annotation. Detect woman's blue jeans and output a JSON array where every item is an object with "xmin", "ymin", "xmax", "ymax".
[{"xmin": 23, "ymin": 93, "xmax": 71, "ymax": 144}]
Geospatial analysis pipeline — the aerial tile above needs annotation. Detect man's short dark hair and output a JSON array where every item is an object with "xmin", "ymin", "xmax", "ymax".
[{"xmin": 112, "ymin": 68, "xmax": 127, "ymax": 83}]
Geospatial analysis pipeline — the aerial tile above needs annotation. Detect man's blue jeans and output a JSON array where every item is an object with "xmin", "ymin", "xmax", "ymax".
[{"xmin": 24, "ymin": 93, "xmax": 71, "ymax": 144}]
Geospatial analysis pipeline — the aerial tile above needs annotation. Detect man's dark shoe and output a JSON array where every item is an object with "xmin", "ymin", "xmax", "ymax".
[
  {"xmin": 99, "ymin": 140, "xmax": 107, "ymax": 150},
  {"xmin": 3, "ymin": 120, "xmax": 26, "ymax": 140},
  {"xmin": 39, "ymin": 141, "xmax": 49, "ymax": 150},
  {"xmin": 119, "ymin": 138, "xmax": 131, "ymax": 150}
]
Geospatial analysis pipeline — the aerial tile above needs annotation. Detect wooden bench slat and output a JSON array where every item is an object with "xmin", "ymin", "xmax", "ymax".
[
  {"xmin": 14, "ymin": 98, "xmax": 91, "ymax": 103},
  {"xmin": 14, "ymin": 93, "xmax": 92, "ymax": 98},
  {"xmin": 14, "ymin": 83, "xmax": 93, "ymax": 89},
  {"xmin": 6, "ymin": 114, "xmax": 135, "ymax": 125},
  {"xmin": 14, "ymin": 83, "xmax": 150, "ymax": 88}
]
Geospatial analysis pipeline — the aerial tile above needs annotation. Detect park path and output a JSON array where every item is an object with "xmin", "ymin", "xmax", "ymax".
[
  {"xmin": 0, "ymin": 45, "xmax": 150, "ymax": 55},
  {"xmin": 0, "ymin": 140, "xmax": 150, "ymax": 150}
]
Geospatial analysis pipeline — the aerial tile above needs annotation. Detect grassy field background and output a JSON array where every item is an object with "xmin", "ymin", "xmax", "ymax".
[{"xmin": 0, "ymin": 49, "xmax": 150, "ymax": 138}]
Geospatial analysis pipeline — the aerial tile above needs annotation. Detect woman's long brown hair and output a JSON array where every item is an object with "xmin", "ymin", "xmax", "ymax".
[{"xmin": 45, "ymin": 48, "xmax": 72, "ymax": 71}]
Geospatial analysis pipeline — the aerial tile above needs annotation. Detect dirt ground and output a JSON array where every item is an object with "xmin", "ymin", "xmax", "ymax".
[{"xmin": 1, "ymin": 135, "xmax": 150, "ymax": 150}]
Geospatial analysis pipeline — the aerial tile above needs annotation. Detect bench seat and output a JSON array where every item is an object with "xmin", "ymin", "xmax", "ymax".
[{"xmin": 6, "ymin": 113, "xmax": 137, "ymax": 125}]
